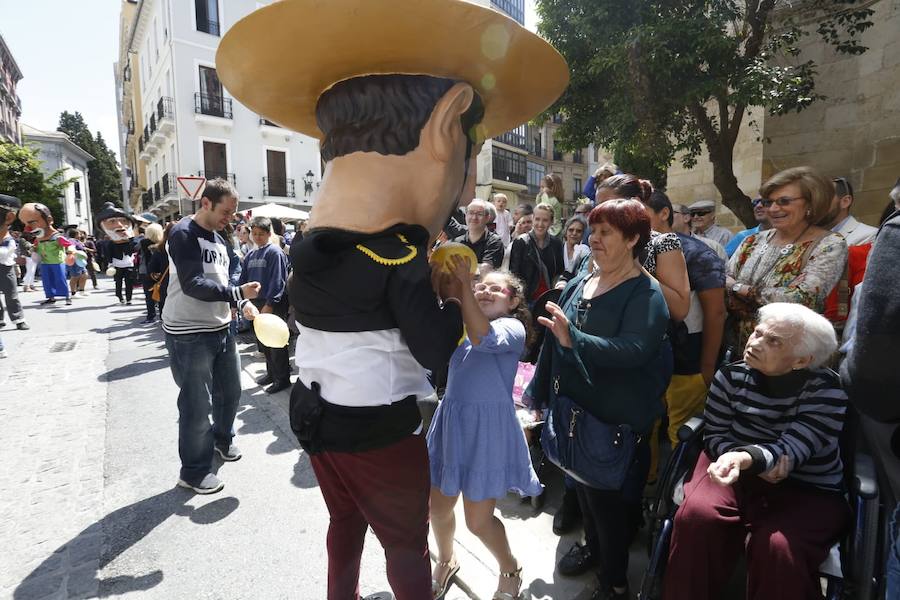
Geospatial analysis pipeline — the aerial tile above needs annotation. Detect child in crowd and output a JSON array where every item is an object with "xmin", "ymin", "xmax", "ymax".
[
  {"xmin": 427, "ymin": 258, "xmax": 541, "ymax": 600},
  {"xmin": 238, "ymin": 216, "xmax": 291, "ymax": 394}
]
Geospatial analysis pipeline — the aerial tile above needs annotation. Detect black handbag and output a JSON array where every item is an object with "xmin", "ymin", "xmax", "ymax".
[{"xmin": 541, "ymin": 383, "xmax": 640, "ymax": 490}]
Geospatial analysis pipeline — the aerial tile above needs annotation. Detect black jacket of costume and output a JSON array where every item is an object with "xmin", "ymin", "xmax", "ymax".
[{"xmin": 288, "ymin": 223, "xmax": 463, "ymax": 453}]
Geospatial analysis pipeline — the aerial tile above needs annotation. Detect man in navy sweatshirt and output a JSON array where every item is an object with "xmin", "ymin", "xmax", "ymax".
[
  {"xmin": 239, "ymin": 216, "xmax": 291, "ymax": 393},
  {"xmin": 162, "ymin": 178, "xmax": 261, "ymax": 494}
]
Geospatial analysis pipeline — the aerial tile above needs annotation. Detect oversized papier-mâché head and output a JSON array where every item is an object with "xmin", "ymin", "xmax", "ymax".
[
  {"xmin": 216, "ymin": 0, "xmax": 570, "ymax": 237},
  {"xmin": 95, "ymin": 202, "xmax": 136, "ymax": 243}
]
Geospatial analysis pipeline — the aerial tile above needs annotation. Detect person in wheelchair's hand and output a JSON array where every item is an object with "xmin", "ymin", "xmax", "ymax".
[{"xmin": 663, "ymin": 302, "xmax": 850, "ymax": 600}]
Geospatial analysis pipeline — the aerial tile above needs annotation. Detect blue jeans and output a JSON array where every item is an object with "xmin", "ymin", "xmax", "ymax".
[
  {"xmin": 888, "ymin": 502, "xmax": 900, "ymax": 599},
  {"xmin": 165, "ymin": 329, "xmax": 241, "ymax": 486}
]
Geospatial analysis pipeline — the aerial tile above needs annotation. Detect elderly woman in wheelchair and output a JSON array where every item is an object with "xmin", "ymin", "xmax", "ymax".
[{"xmin": 662, "ymin": 302, "xmax": 849, "ymax": 600}]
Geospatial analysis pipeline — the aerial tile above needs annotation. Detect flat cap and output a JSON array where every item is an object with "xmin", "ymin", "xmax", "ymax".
[{"xmin": 689, "ymin": 200, "xmax": 716, "ymax": 211}]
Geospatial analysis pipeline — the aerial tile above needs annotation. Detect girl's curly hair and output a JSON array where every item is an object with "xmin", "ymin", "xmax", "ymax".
[{"xmin": 486, "ymin": 270, "xmax": 535, "ymax": 349}]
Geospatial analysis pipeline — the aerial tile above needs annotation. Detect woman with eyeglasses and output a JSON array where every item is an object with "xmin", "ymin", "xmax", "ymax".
[
  {"xmin": 725, "ymin": 166, "xmax": 848, "ymax": 355},
  {"xmin": 525, "ymin": 199, "xmax": 670, "ymax": 600}
]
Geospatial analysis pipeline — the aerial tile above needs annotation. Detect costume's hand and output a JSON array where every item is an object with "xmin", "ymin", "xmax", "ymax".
[
  {"xmin": 708, "ymin": 451, "xmax": 752, "ymax": 486},
  {"xmin": 241, "ymin": 282, "xmax": 261, "ymax": 300},
  {"xmin": 537, "ymin": 302, "xmax": 573, "ymax": 348},
  {"xmin": 759, "ymin": 454, "xmax": 792, "ymax": 484},
  {"xmin": 242, "ymin": 302, "xmax": 260, "ymax": 321}
]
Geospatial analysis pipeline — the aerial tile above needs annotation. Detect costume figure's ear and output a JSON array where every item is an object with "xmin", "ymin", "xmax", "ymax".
[{"xmin": 424, "ymin": 82, "xmax": 474, "ymax": 163}]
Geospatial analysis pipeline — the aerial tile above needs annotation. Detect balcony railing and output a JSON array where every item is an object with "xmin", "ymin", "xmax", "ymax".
[
  {"xmin": 153, "ymin": 182, "xmax": 161, "ymax": 202},
  {"xmin": 263, "ymin": 177, "xmax": 296, "ymax": 198},
  {"xmin": 161, "ymin": 172, "xmax": 177, "ymax": 197},
  {"xmin": 141, "ymin": 191, "xmax": 153, "ymax": 211},
  {"xmin": 157, "ymin": 97, "xmax": 175, "ymax": 121},
  {"xmin": 143, "ymin": 125, "xmax": 150, "ymax": 143},
  {"xmin": 197, "ymin": 19, "xmax": 220, "ymax": 36},
  {"xmin": 494, "ymin": 129, "xmax": 527, "ymax": 150},
  {"xmin": 149, "ymin": 112, "xmax": 157, "ymax": 134},
  {"xmin": 194, "ymin": 93, "xmax": 232, "ymax": 119},
  {"xmin": 198, "ymin": 170, "xmax": 236, "ymax": 185}
]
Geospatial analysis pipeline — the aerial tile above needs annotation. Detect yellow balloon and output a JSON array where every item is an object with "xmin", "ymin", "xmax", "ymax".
[
  {"xmin": 431, "ymin": 242, "xmax": 478, "ymax": 274},
  {"xmin": 253, "ymin": 313, "xmax": 290, "ymax": 348},
  {"xmin": 106, "ymin": 267, "xmax": 116, "ymax": 276}
]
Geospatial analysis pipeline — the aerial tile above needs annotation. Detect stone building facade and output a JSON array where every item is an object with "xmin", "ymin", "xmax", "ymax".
[
  {"xmin": 0, "ymin": 33, "xmax": 22, "ymax": 145},
  {"xmin": 666, "ymin": 0, "xmax": 900, "ymax": 230}
]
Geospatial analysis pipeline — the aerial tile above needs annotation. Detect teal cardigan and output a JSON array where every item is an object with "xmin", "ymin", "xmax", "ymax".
[{"xmin": 526, "ymin": 271, "xmax": 670, "ymax": 433}]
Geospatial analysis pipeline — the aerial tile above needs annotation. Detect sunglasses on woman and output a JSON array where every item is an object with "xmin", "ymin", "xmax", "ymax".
[{"xmin": 760, "ymin": 196, "xmax": 804, "ymax": 208}]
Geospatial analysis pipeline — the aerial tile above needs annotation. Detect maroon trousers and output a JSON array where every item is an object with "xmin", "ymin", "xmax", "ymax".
[
  {"xmin": 310, "ymin": 434, "xmax": 431, "ymax": 600},
  {"xmin": 663, "ymin": 453, "xmax": 849, "ymax": 600}
]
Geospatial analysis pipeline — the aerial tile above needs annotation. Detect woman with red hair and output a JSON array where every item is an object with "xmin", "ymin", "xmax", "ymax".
[{"xmin": 526, "ymin": 199, "xmax": 671, "ymax": 599}]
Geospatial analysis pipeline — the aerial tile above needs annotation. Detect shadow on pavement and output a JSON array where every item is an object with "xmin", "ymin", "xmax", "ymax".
[
  {"xmin": 98, "ymin": 355, "xmax": 170, "ymax": 382},
  {"xmin": 13, "ymin": 488, "xmax": 240, "ymax": 599}
]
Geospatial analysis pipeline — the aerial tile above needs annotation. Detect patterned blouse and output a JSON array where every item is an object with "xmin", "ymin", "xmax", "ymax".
[
  {"xmin": 643, "ymin": 231, "xmax": 682, "ymax": 277},
  {"xmin": 726, "ymin": 228, "xmax": 848, "ymax": 350}
]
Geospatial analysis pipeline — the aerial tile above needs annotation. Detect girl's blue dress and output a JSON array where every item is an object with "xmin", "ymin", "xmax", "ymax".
[{"xmin": 427, "ymin": 317, "xmax": 542, "ymax": 501}]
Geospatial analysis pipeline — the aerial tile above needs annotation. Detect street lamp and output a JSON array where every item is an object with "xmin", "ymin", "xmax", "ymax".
[{"xmin": 303, "ymin": 170, "xmax": 315, "ymax": 197}]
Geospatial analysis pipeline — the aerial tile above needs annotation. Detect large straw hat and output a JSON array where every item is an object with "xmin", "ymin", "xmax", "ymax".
[{"xmin": 216, "ymin": 0, "xmax": 569, "ymax": 140}]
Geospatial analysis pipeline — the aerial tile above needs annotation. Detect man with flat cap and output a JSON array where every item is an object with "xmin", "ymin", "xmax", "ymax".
[
  {"xmin": 217, "ymin": 1, "xmax": 568, "ymax": 598},
  {"xmin": 0, "ymin": 194, "xmax": 29, "ymax": 329},
  {"xmin": 689, "ymin": 199, "xmax": 734, "ymax": 248}
]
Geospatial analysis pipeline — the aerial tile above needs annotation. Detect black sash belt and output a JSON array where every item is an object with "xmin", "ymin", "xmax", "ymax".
[{"xmin": 289, "ymin": 379, "xmax": 422, "ymax": 454}]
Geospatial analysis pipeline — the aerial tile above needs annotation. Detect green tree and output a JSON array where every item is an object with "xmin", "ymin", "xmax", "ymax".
[
  {"xmin": 537, "ymin": 0, "xmax": 874, "ymax": 226},
  {"xmin": 0, "ymin": 142, "xmax": 71, "ymax": 225},
  {"xmin": 57, "ymin": 111, "xmax": 122, "ymax": 214}
]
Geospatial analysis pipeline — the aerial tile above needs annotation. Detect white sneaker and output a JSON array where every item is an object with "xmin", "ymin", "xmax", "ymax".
[{"xmin": 176, "ymin": 473, "xmax": 224, "ymax": 494}]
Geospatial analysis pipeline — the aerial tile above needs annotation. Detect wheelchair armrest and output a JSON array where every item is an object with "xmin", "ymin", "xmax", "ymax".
[
  {"xmin": 852, "ymin": 452, "xmax": 879, "ymax": 500},
  {"xmin": 677, "ymin": 416, "xmax": 706, "ymax": 443}
]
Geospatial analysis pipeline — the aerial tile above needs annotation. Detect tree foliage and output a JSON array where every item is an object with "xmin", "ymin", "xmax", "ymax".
[
  {"xmin": 57, "ymin": 111, "xmax": 122, "ymax": 215},
  {"xmin": 0, "ymin": 142, "xmax": 71, "ymax": 226},
  {"xmin": 537, "ymin": 0, "xmax": 874, "ymax": 225}
]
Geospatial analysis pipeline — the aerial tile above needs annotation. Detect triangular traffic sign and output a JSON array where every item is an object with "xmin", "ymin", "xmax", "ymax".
[{"xmin": 177, "ymin": 176, "xmax": 207, "ymax": 200}]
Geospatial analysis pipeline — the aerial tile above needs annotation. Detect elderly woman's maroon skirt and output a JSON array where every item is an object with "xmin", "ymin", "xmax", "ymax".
[{"xmin": 662, "ymin": 453, "xmax": 850, "ymax": 600}]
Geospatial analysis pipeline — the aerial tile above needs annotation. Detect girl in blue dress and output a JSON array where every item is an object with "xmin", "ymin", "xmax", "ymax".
[{"xmin": 428, "ymin": 257, "xmax": 542, "ymax": 600}]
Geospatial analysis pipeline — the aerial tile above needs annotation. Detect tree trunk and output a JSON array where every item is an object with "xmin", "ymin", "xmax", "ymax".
[{"xmin": 708, "ymin": 148, "xmax": 755, "ymax": 228}]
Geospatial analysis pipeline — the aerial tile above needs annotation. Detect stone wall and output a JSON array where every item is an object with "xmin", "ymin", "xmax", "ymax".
[
  {"xmin": 665, "ymin": 0, "xmax": 900, "ymax": 230},
  {"xmin": 763, "ymin": 0, "xmax": 900, "ymax": 226}
]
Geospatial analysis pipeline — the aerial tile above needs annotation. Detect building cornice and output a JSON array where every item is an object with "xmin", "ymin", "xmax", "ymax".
[{"xmin": 0, "ymin": 32, "xmax": 23, "ymax": 82}]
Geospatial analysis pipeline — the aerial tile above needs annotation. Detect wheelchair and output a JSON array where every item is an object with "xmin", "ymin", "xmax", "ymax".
[{"xmin": 638, "ymin": 414, "xmax": 882, "ymax": 600}]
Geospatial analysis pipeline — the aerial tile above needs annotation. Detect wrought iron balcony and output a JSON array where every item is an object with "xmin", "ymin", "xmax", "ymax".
[
  {"xmin": 194, "ymin": 93, "xmax": 232, "ymax": 119},
  {"xmin": 161, "ymin": 172, "xmax": 178, "ymax": 197},
  {"xmin": 153, "ymin": 182, "xmax": 161, "ymax": 202},
  {"xmin": 494, "ymin": 128, "xmax": 527, "ymax": 150},
  {"xmin": 263, "ymin": 177, "xmax": 296, "ymax": 198},
  {"xmin": 198, "ymin": 171, "xmax": 236, "ymax": 185},
  {"xmin": 141, "ymin": 191, "xmax": 153, "ymax": 210},
  {"xmin": 157, "ymin": 97, "xmax": 175, "ymax": 122}
]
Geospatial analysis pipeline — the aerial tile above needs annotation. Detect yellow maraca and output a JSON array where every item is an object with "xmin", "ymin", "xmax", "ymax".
[{"xmin": 431, "ymin": 242, "xmax": 477, "ymax": 274}]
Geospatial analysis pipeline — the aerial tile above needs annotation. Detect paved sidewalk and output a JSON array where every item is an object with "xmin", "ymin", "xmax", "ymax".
[{"xmin": 1, "ymin": 280, "xmax": 648, "ymax": 600}]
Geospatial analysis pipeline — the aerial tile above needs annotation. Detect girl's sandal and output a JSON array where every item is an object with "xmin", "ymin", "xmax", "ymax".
[
  {"xmin": 432, "ymin": 558, "xmax": 460, "ymax": 600},
  {"xmin": 492, "ymin": 565, "xmax": 523, "ymax": 600}
]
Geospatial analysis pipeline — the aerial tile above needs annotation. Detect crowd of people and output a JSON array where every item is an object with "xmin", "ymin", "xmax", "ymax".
[{"xmin": 2, "ymin": 159, "xmax": 898, "ymax": 598}]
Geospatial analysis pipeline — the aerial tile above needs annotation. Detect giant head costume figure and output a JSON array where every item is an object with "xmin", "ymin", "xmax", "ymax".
[
  {"xmin": 19, "ymin": 202, "xmax": 58, "ymax": 242},
  {"xmin": 95, "ymin": 202, "xmax": 136, "ymax": 243},
  {"xmin": 215, "ymin": 5, "xmax": 569, "ymax": 592}
]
